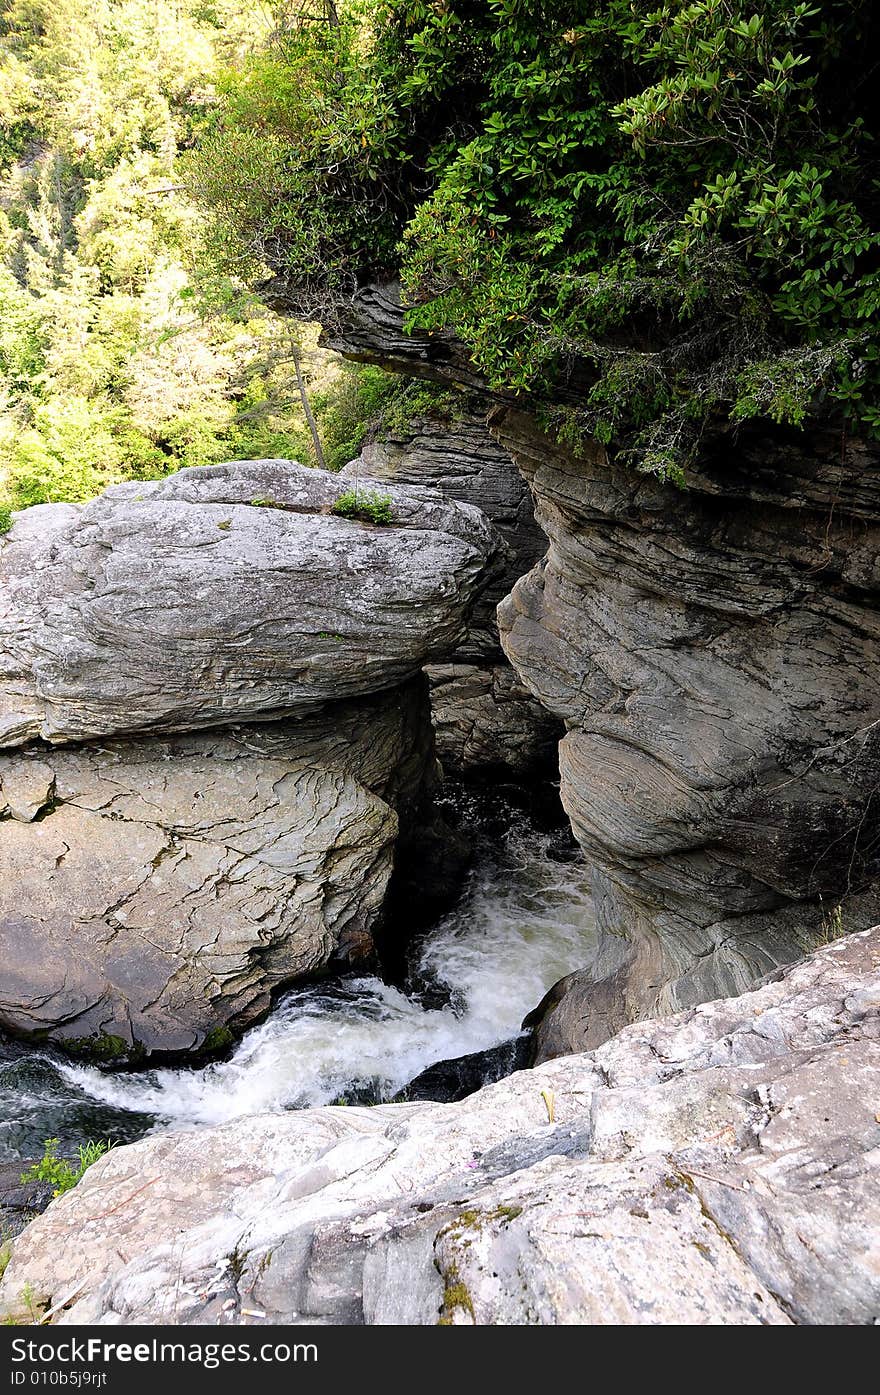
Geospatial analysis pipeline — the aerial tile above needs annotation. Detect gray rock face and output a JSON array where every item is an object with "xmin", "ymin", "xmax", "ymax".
[
  {"xmin": 341, "ymin": 407, "xmax": 560, "ymax": 775},
  {"xmin": 426, "ymin": 663, "xmax": 559, "ymax": 778},
  {"xmin": 493, "ymin": 406, "xmax": 880, "ymax": 1038},
  {"xmin": 0, "ymin": 503, "xmax": 79, "ymax": 749},
  {"xmin": 2, "ymin": 928, "xmax": 877, "ymax": 1325},
  {"xmin": 342, "ymin": 405, "xmax": 545, "ymax": 659},
  {"xmin": 0, "ymin": 459, "xmax": 502, "ymax": 747},
  {"xmin": 0, "ymin": 683, "xmax": 434, "ymax": 1057}
]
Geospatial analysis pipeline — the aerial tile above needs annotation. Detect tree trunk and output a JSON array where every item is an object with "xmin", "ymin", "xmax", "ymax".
[{"xmin": 291, "ymin": 343, "xmax": 327, "ymax": 470}]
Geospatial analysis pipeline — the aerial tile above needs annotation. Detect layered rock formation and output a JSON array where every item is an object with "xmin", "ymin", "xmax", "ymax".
[
  {"xmin": 0, "ymin": 461, "xmax": 502, "ymax": 1056},
  {"xmin": 427, "ymin": 663, "xmax": 559, "ymax": 778},
  {"xmin": 342, "ymin": 404, "xmax": 544, "ymax": 659},
  {"xmin": 0, "ymin": 460, "xmax": 500, "ymax": 747},
  {"xmin": 341, "ymin": 396, "xmax": 560, "ymax": 777},
  {"xmin": 2, "ymin": 927, "xmax": 877, "ymax": 1325},
  {"xmin": 491, "ymin": 408, "xmax": 880, "ymax": 1049},
  {"xmin": 332, "ymin": 282, "xmax": 880, "ymax": 1047}
]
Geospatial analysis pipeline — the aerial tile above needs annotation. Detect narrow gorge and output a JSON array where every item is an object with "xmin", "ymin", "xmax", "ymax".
[
  {"xmin": 1, "ymin": 0, "xmax": 879, "ymax": 1331},
  {"xmin": 1, "ymin": 282, "xmax": 878, "ymax": 1324}
]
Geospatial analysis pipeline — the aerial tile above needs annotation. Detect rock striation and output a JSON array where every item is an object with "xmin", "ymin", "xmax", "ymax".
[
  {"xmin": 0, "ymin": 460, "xmax": 501, "ymax": 748},
  {"xmin": 342, "ymin": 403, "xmax": 544, "ymax": 659},
  {"xmin": 340, "ymin": 395, "xmax": 560, "ymax": 777},
  {"xmin": 329, "ymin": 285, "xmax": 880, "ymax": 1033},
  {"xmin": 490, "ymin": 407, "xmax": 880, "ymax": 1046},
  {"xmin": 2, "ymin": 927, "xmax": 877, "ymax": 1325},
  {"xmin": 426, "ymin": 662, "xmax": 559, "ymax": 778}
]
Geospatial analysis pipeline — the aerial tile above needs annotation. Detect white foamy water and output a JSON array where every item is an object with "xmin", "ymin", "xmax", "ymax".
[{"xmin": 51, "ymin": 814, "xmax": 597, "ymax": 1130}]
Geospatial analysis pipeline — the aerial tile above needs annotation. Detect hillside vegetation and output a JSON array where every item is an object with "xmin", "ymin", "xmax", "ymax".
[
  {"xmin": 188, "ymin": 0, "xmax": 880, "ymax": 482},
  {"xmin": 0, "ymin": 0, "xmax": 405, "ymax": 517}
]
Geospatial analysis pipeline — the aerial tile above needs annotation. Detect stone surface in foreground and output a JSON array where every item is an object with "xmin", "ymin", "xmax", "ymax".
[{"xmin": 2, "ymin": 928, "xmax": 877, "ymax": 1325}]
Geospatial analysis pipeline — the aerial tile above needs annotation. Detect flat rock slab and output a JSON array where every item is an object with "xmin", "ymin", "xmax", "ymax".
[
  {"xmin": 2, "ymin": 928, "xmax": 877, "ymax": 1325},
  {"xmin": 0, "ymin": 460, "xmax": 502, "ymax": 747},
  {"xmin": 0, "ymin": 684, "xmax": 432, "ymax": 1057}
]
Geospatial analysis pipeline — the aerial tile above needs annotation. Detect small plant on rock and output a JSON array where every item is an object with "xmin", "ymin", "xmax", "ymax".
[
  {"xmin": 331, "ymin": 489, "xmax": 393, "ymax": 525},
  {"xmin": 819, "ymin": 904, "xmax": 846, "ymax": 944},
  {"xmin": 21, "ymin": 1138, "xmax": 112, "ymax": 1198}
]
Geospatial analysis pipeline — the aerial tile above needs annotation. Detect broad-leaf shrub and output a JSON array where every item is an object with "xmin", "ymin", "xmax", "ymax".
[{"xmin": 188, "ymin": 0, "xmax": 880, "ymax": 480}]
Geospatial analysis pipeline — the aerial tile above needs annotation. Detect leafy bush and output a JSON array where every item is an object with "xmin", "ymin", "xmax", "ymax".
[
  {"xmin": 0, "ymin": 1, "xmax": 389, "ymax": 517},
  {"xmin": 332, "ymin": 488, "xmax": 394, "ymax": 524},
  {"xmin": 309, "ymin": 363, "xmax": 457, "ymax": 470},
  {"xmin": 188, "ymin": 0, "xmax": 880, "ymax": 481},
  {"xmin": 0, "ymin": 505, "xmax": 12, "ymax": 534},
  {"xmin": 20, "ymin": 1138, "xmax": 112, "ymax": 1198},
  {"xmin": 310, "ymin": 363, "xmax": 398, "ymax": 471}
]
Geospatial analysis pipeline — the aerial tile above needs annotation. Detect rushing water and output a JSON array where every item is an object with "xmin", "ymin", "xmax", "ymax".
[{"xmin": 0, "ymin": 792, "xmax": 597, "ymax": 1162}]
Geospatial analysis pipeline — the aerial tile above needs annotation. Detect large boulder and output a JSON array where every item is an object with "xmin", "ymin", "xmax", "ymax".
[
  {"xmin": 0, "ymin": 460, "xmax": 502, "ymax": 747},
  {"xmin": 0, "ymin": 682, "xmax": 435, "ymax": 1058},
  {"xmin": 1, "ymin": 927, "xmax": 877, "ymax": 1325},
  {"xmin": 494, "ymin": 407, "xmax": 880, "ymax": 1037}
]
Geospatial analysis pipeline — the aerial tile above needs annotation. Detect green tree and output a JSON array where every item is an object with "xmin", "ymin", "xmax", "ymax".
[
  {"xmin": 186, "ymin": 0, "xmax": 880, "ymax": 481},
  {"xmin": 0, "ymin": 0, "xmax": 392, "ymax": 515}
]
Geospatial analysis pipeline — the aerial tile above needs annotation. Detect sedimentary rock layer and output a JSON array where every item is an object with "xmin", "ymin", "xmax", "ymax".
[
  {"xmin": 426, "ymin": 662, "xmax": 559, "ymax": 778},
  {"xmin": 342, "ymin": 405, "xmax": 544, "ymax": 658},
  {"xmin": 0, "ymin": 460, "xmax": 502, "ymax": 747},
  {"xmin": 493, "ymin": 407, "xmax": 880, "ymax": 1038},
  {"xmin": 341, "ymin": 407, "xmax": 560, "ymax": 775},
  {"xmin": 2, "ymin": 928, "xmax": 877, "ymax": 1325}
]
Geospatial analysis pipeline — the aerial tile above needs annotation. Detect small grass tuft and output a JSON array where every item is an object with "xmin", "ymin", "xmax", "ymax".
[{"xmin": 331, "ymin": 489, "xmax": 393, "ymax": 526}]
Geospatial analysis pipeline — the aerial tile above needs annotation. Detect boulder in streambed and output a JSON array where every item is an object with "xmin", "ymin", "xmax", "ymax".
[{"xmin": 0, "ymin": 683, "xmax": 436, "ymax": 1059}]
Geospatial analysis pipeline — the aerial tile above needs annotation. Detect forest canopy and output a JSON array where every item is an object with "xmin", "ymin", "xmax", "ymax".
[
  {"xmin": 0, "ymin": 0, "xmax": 406, "ymax": 516},
  {"xmin": 188, "ymin": 0, "xmax": 880, "ymax": 481}
]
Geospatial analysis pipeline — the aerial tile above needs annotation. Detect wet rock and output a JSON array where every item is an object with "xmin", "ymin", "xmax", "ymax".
[
  {"xmin": 393, "ymin": 1036, "xmax": 531, "ymax": 1103},
  {"xmin": 0, "ymin": 683, "xmax": 436, "ymax": 1058},
  {"xmin": 0, "ymin": 459, "xmax": 503, "ymax": 747},
  {"xmin": 2, "ymin": 927, "xmax": 877, "ymax": 1325},
  {"xmin": 0, "ymin": 1161, "xmax": 54, "ymax": 1246}
]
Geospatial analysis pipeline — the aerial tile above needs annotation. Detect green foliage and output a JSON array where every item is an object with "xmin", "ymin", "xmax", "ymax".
[
  {"xmin": 190, "ymin": 0, "xmax": 880, "ymax": 477},
  {"xmin": 20, "ymin": 1137, "xmax": 112, "ymax": 1198},
  {"xmin": 310, "ymin": 363, "xmax": 397, "ymax": 470},
  {"xmin": 0, "ymin": 505, "xmax": 11, "ymax": 534},
  {"xmin": 305, "ymin": 363, "xmax": 454, "ymax": 469},
  {"xmin": 332, "ymin": 487, "xmax": 393, "ymax": 524},
  {"xmin": 375, "ymin": 377, "xmax": 460, "ymax": 438},
  {"xmin": 0, "ymin": 0, "xmax": 395, "ymax": 515}
]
